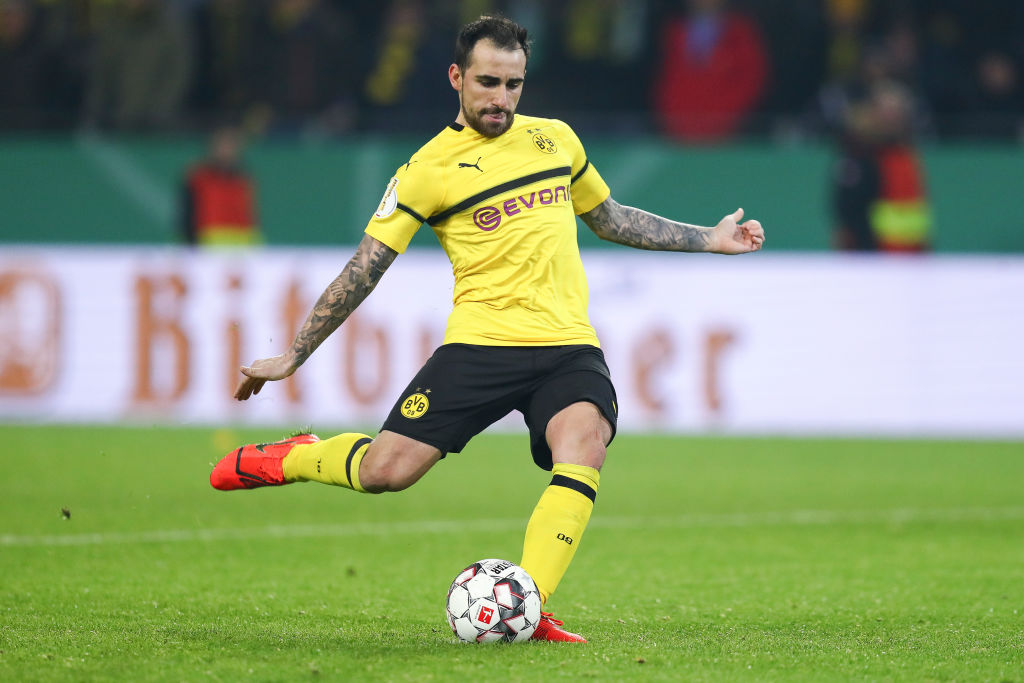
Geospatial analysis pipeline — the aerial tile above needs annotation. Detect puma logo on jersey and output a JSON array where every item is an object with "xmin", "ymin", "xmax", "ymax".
[{"xmin": 458, "ymin": 157, "xmax": 484, "ymax": 172}]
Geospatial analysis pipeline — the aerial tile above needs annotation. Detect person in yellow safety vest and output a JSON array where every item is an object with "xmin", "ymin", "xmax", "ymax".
[
  {"xmin": 181, "ymin": 125, "xmax": 262, "ymax": 247},
  {"xmin": 832, "ymin": 81, "xmax": 932, "ymax": 252}
]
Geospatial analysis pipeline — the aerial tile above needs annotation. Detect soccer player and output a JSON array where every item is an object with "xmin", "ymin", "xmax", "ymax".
[{"xmin": 211, "ymin": 15, "xmax": 764, "ymax": 643}]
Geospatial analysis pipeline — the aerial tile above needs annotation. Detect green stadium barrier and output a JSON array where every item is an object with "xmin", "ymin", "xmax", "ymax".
[{"xmin": 1, "ymin": 135, "xmax": 1020, "ymax": 252}]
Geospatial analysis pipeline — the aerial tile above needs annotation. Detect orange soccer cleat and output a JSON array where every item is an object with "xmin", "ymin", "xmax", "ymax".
[
  {"xmin": 530, "ymin": 612, "xmax": 587, "ymax": 643},
  {"xmin": 210, "ymin": 433, "xmax": 320, "ymax": 491}
]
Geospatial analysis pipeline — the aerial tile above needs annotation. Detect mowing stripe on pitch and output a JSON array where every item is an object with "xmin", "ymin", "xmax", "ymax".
[{"xmin": 3, "ymin": 506, "xmax": 1024, "ymax": 548}]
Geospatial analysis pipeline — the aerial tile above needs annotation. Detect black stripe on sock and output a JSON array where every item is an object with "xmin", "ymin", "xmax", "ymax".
[
  {"xmin": 426, "ymin": 166, "xmax": 571, "ymax": 225},
  {"xmin": 550, "ymin": 474, "xmax": 597, "ymax": 503},
  {"xmin": 345, "ymin": 437, "xmax": 373, "ymax": 488}
]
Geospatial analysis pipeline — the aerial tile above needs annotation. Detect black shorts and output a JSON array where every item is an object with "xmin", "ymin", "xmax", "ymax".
[{"xmin": 380, "ymin": 343, "xmax": 618, "ymax": 470}]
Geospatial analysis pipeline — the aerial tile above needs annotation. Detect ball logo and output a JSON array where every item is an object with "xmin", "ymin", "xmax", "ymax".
[
  {"xmin": 473, "ymin": 206, "xmax": 502, "ymax": 231},
  {"xmin": 400, "ymin": 392, "xmax": 429, "ymax": 419},
  {"xmin": 477, "ymin": 605, "xmax": 495, "ymax": 625},
  {"xmin": 532, "ymin": 133, "xmax": 557, "ymax": 154},
  {"xmin": 489, "ymin": 560, "xmax": 514, "ymax": 574}
]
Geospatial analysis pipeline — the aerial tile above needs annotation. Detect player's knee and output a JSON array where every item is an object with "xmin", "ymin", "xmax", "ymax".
[
  {"xmin": 359, "ymin": 448, "xmax": 422, "ymax": 493},
  {"xmin": 575, "ymin": 439, "xmax": 607, "ymax": 470},
  {"xmin": 547, "ymin": 407, "xmax": 610, "ymax": 470},
  {"xmin": 551, "ymin": 434, "xmax": 606, "ymax": 470}
]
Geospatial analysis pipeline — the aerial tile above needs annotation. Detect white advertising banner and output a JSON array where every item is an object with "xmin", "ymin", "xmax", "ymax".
[{"xmin": 1, "ymin": 247, "xmax": 1022, "ymax": 437}]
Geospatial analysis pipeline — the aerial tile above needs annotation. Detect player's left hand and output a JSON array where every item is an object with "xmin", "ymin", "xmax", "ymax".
[{"xmin": 711, "ymin": 208, "xmax": 765, "ymax": 254}]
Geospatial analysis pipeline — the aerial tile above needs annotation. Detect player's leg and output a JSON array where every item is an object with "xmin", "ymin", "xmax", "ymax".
[
  {"xmin": 212, "ymin": 343, "xmax": 522, "ymax": 493},
  {"xmin": 210, "ymin": 429, "xmax": 441, "ymax": 493},
  {"xmin": 521, "ymin": 401, "xmax": 612, "ymax": 643},
  {"xmin": 212, "ymin": 344, "xmax": 459, "ymax": 494},
  {"xmin": 521, "ymin": 401, "xmax": 610, "ymax": 603},
  {"xmin": 284, "ymin": 430, "xmax": 442, "ymax": 492},
  {"xmin": 352, "ymin": 431, "xmax": 443, "ymax": 493},
  {"xmin": 517, "ymin": 346, "xmax": 617, "ymax": 642}
]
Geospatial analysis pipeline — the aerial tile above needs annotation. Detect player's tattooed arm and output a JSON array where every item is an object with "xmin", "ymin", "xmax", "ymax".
[
  {"xmin": 581, "ymin": 197, "xmax": 764, "ymax": 254},
  {"xmin": 234, "ymin": 234, "xmax": 397, "ymax": 400},
  {"xmin": 580, "ymin": 197, "xmax": 713, "ymax": 252},
  {"xmin": 290, "ymin": 234, "xmax": 397, "ymax": 365}
]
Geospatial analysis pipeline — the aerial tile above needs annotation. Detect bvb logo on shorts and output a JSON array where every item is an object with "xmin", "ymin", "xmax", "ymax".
[
  {"xmin": 532, "ymin": 133, "xmax": 557, "ymax": 154},
  {"xmin": 400, "ymin": 392, "xmax": 430, "ymax": 419}
]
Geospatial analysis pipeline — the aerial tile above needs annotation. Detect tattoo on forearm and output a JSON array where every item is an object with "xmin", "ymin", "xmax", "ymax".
[
  {"xmin": 290, "ymin": 236, "xmax": 397, "ymax": 365},
  {"xmin": 581, "ymin": 198, "xmax": 713, "ymax": 252}
]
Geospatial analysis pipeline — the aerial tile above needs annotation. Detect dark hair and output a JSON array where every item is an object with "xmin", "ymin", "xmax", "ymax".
[{"xmin": 454, "ymin": 15, "xmax": 530, "ymax": 72}]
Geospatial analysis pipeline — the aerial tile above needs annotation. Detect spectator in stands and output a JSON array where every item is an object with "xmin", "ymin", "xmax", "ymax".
[
  {"xmin": 359, "ymin": 0, "xmax": 468, "ymax": 132},
  {"xmin": 181, "ymin": 125, "xmax": 260, "ymax": 247},
  {"xmin": 812, "ymin": 0, "xmax": 882, "ymax": 136},
  {"xmin": 745, "ymin": 0, "xmax": 827, "ymax": 133},
  {"xmin": 82, "ymin": 0, "xmax": 192, "ymax": 131},
  {"xmin": 188, "ymin": 0, "xmax": 262, "ymax": 126},
  {"xmin": 361, "ymin": 0, "xmax": 429, "ymax": 126},
  {"xmin": 652, "ymin": 0, "xmax": 769, "ymax": 142},
  {"xmin": 814, "ymin": 10, "xmax": 933, "ymax": 140},
  {"xmin": 245, "ymin": 0, "xmax": 360, "ymax": 136},
  {"xmin": 967, "ymin": 50, "xmax": 1024, "ymax": 139},
  {"xmin": 916, "ymin": 4, "xmax": 973, "ymax": 137},
  {"xmin": 0, "ymin": 0, "xmax": 51, "ymax": 128},
  {"xmin": 520, "ymin": 0, "xmax": 655, "ymax": 132},
  {"xmin": 831, "ymin": 80, "xmax": 932, "ymax": 252}
]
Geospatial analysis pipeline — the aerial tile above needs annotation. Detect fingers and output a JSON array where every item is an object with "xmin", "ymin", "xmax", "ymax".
[
  {"xmin": 234, "ymin": 377, "xmax": 251, "ymax": 401},
  {"xmin": 742, "ymin": 220, "xmax": 764, "ymax": 238},
  {"xmin": 235, "ymin": 357, "xmax": 292, "ymax": 399},
  {"xmin": 742, "ymin": 219, "xmax": 765, "ymax": 250},
  {"xmin": 233, "ymin": 375, "xmax": 266, "ymax": 401},
  {"xmin": 731, "ymin": 207, "xmax": 744, "ymax": 223},
  {"xmin": 235, "ymin": 367, "xmax": 256, "ymax": 400}
]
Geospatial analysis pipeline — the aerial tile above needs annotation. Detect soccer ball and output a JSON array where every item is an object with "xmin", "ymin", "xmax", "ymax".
[{"xmin": 445, "ymin": 559, "xmax": 542, "ymax": 643}]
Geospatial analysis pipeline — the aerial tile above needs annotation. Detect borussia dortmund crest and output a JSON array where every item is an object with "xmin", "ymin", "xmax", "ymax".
[
  {"xmin": 400, "ymin": 392, "xmax": 430, "ymax": 419},
  {"xmin": 532, "ymin": 132, "xmax": 557, "ymax": 154}
]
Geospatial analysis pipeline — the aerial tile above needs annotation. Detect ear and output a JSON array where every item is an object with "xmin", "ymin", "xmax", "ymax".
[{"xmin": 448, "ymin": 63, "xmax": 462, "ymax": 92}]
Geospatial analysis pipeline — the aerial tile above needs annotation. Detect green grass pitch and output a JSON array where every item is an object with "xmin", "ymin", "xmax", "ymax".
[{"xmin": 1, "ymin": 425, "xmax": 1022, "ymax": 681}]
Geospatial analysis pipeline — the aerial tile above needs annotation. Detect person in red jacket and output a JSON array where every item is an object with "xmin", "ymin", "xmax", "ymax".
[
  {"xmin": 653, "ymin": 0, "xmax": 769, "ymax": 143},
  {"xmin": 181, "ymin": 125, "xmax": 261, "ymax": 246},
  {"xmin": 832, "ymin": 81, "xmax": 932, "ymax": 252}
]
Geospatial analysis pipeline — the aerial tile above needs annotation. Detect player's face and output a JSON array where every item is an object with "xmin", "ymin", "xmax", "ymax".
[{"xmin": 450, "ymin": 39, "xmax": 526, "ymax": 138}]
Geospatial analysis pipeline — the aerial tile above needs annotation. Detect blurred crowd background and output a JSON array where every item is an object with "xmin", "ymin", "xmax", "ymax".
[
  {"xmin": 1, "ymin": 0, "xmax": 1022, "ymax": 142},
  {"xmin": 2, "ymin": 0, "xmax": 1022, "ymax": 434}
]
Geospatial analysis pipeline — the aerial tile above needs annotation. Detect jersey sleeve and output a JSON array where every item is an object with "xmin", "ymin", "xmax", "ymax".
[
  {"xmin": 558, "ymin": 121, "xmax": 611, "ymax": 215},
  {"xmin": 364, "ymin": 155, "xmax": 445, "ymax": 253}
]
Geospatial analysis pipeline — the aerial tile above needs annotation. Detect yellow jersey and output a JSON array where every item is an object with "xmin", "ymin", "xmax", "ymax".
[{"xmin": 365, "ymin": 115, "xmax": 610, "ymax": 347}]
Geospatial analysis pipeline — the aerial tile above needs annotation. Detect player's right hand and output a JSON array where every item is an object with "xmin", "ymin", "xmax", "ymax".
[{"xmin": 234, "ymin": 354, "xmax": 297, "ymax": 400}]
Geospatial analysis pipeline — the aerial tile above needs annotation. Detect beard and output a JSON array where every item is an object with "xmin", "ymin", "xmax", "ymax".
[{"xmin": 462, "ymin": 100, "xmax": 515, "ymax": 138}]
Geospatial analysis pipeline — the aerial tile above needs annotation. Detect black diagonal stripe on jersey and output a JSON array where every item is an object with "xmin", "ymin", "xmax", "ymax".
[
  {"xmin": 397, "ymin": 203, "xmax": 426, "ymax": 224},
  {"xmin": 571, "ymin": 159, "xmax": 590, "ymax": 185},
  {"xmin": 426, "ymin": 165, "xmax": 572, "ymax": 226},
  {"xmin": 550, "ymin": 474, "xmax": 597, "ymax": 502}
]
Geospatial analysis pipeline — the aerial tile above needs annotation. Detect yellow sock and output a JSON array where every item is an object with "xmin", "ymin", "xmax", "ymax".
[
  {"xmin": 281, "ymin": 433, "xmax": 372, "ymax": 492},
  {"xmin": 520, "ymin": 463, "xmax": 599, "ymax": 604}
]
